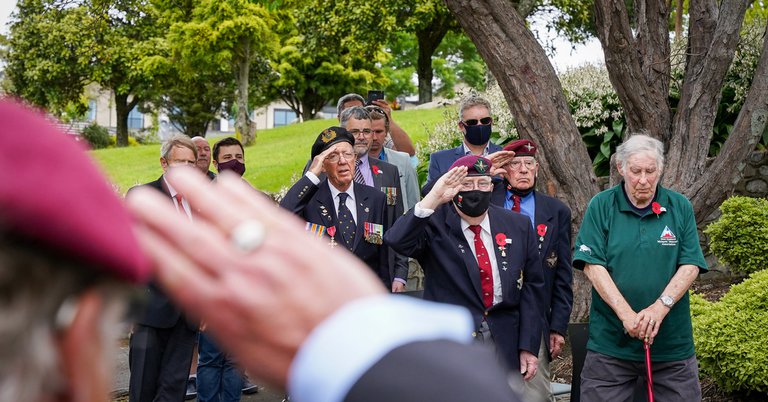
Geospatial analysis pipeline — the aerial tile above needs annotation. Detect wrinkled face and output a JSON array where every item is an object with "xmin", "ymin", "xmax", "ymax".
[
  {"xmin": 214, "ymin": 144, "xmax": 244, "ymax": 165},
  {"xmin": 458, "ymin": 105, "xmax": 492, "ymax": 135},
  {"xmin": 503, "ymin": 156, "xmax": 538, "ymax": 191},
  {"xmin": 160, "ymin": 146, "xmax": 196, "ymax": 173},
  {"xmin": 192, "ymin": 138, "xmax": 211, "ymax": 173},
  {"xmin": 323, "ymin": 142, "xmax": 356, "ymax": 191},
  {"xmin": 619, "ymin": 151, "xmax": 661, "ymax": 207},
  {"xmin": 369, "ymin": 118, "xmax": 387, "ymax": 155},
  {"xmin": 346, "ymin": 118, "xmax": 373, "ymax": 157}
]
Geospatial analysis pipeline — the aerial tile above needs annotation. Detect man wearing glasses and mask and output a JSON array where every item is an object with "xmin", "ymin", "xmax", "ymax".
[
  {"xmin": 422, "ymin": 95, "xmax": 514, "ymax": 195},
  {"xmin": 385, "ymin": 155, "xmax": 545, "ymax": 397}
]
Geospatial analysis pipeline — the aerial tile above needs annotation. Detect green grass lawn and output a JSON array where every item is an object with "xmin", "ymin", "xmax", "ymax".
[{"xmin": 91, "ymin": 106, "xmax": 452, "ymax": 194}]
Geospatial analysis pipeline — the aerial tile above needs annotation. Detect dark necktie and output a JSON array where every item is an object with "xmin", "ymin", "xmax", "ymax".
[
  {"xmin": 512, "ymin": 194, "xmax": 521, "ymax": 212},
  {"xmin": 469, "ymin": 225, "xmax": 494, "ymax": 309},
  {"xmin": 353, "ymin": 159, "xmax": 366, "ymax": 185},
  {"xmin": 337, "ymin": 192, "xmax": 356, "ymax": 251}
]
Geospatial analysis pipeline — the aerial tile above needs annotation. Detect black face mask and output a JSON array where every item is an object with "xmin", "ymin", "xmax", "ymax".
[
  {"xmin": 464, "ymin": 124, "xmax": 492, "ymax": 146},
  {"xmin": 452, "ymin": 190, "xmax": 492, "ymax": 217},
  {"xmin": 217, "ymin": 159, "xmax": 246, "ymax": 176}
]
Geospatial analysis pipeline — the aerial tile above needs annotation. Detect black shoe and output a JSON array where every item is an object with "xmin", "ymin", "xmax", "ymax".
[
  {"xmin": 242, "ymin": 378, "xmax": 260, "ymax": 395},
  {"xmin": 185, "ymin": 376, "xmax": 197, "ymax": 400}
]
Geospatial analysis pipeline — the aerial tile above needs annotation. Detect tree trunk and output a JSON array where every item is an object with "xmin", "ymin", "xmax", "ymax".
[
  {"xmin": 444, "ymin": 0, "xmax": 600, "ymax": 322},
  {"xmin": 675, "ymin": 0, "xmax": 683, "ymax": 39},
  {"xmin": 114, "ymin": 92, "xmax": 138, "ymax": 147},
  {"xmin": 235, "ymin": 40, "xmax": 256, "ymax": 146},
  {"xmin": 594, "ymin": 0, "xmax": 672, "ymax": 142},
  {"xmin": 415, "ymin": 15, "xmax": 451, "ymax": 104}
]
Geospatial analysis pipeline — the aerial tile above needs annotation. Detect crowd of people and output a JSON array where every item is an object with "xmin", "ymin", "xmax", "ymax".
[{"xmin": 0, "ymin": 92, "xmax": 707, "ymax": 402}]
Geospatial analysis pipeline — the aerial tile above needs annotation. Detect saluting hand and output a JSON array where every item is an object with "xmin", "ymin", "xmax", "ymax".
[
  {"xmin": 487, "ymin": 150, "xmax": 515, "ymax": 176},
  {"xmin": 421, "ymin": 166, "xmax": 467, "ymax": 210},
  {"xmin": 308, "ymin": 144, "xmax": 342, "ymax": 177}
]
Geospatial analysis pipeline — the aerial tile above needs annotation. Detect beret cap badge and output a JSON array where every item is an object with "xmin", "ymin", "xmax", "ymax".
[
  {"xmin": 473, "ymin": 159, "xmax": 488, "ymax": 174},
  {"xmin": 321, "ymin": 128, "xmax": 337, "ymax": 143}
]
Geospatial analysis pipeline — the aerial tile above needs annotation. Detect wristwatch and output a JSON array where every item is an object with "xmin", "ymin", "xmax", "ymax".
[{"xmin": 659, "ymin": 295, "xmax": 675, "ymax": 308}]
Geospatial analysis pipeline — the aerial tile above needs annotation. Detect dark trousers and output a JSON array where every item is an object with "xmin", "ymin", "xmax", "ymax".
[
  {"xmin": 580, "ymin": 350, "xmax": 701, "ymax": 402},
  {"xmin": 197, "ymin": 332, "xmax": 243, "ymax": 402},
  {"xmin": 129, "ymin": 320, "xmax": 197, "ymax": 402}
]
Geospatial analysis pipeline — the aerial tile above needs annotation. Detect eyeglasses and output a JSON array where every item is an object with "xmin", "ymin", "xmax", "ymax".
[
  {"xmin": 348, "ymin": 129, "xmax": 372, "ymax": 136},
  {"xmin": 461, "ymin": 117, "xmax": 493, "ymax": 126},
  {"xmin": 507, "ymin": 159, "xmax": 537, "ymax": 170},
  {"xmin": 364, "ymin": 105, "xmax": 386, "ymax": 115},
  {"xmin": 326, "ymin": 151, "xmax": 355, "ymax": 163},
  {"xmin": 460, "ymin": 179, "xmax": 493, "ymax": 191}
]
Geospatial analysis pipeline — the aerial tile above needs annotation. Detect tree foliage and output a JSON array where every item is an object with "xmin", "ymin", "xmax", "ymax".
[{"xmin": 5, "ymin": 0, "xmax": 161, "ymax": 146}]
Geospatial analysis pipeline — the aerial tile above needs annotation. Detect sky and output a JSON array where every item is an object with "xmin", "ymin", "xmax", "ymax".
[{"xmin": 0, "ymin": 0, "xmax": 603, "ymax": 71}]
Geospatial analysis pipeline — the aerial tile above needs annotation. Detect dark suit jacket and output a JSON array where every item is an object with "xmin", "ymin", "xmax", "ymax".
[
  {"xmin": 280, "ymin": 176, "xmax": 391, "ymax": 286},
  {"xmin": 302, "ymin": 157, "xmax": 408, "ymax": 283},
  {"xmin": 345, "ymin": 340, "xmax": 520, "ymax": 402},
  {"xmin": 422, "ymin": 142, "xmax": 503, "ymax": 196},
  {"xmin": 491, "ymin": 186, "xmax": 574, "ymax": 340},
  {"xmin": 126, "ymin": 176, "xmax": 197, "ymax": 330},
  {"xmin": 383, "ymin": 204, "xmax": 544, "ymax": 370}
]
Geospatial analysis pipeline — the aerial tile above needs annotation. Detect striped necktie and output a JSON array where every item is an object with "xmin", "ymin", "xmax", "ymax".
[{"xmin": 354, "ymin": 159, "xmax": 365, "ymax": 185}]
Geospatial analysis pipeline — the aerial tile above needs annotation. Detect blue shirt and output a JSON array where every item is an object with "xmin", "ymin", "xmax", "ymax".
[{"xmin": 505, "ymin": 190, "xmax": 536, "ymax": 229}]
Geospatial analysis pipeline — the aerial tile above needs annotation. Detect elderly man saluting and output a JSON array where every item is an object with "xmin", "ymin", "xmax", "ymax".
[
  {"xmin": 385, "ymin": 155, "xmax": 545, "ymax": 394},
  {"xmin": 573, "ymin": 134, "xmax": 707, "ymax": 401}
]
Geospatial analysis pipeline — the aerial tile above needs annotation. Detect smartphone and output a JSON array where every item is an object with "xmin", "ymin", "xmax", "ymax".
[{"xmin": 367, "ymin": 90, "xmax": 384, "ymax": 105}]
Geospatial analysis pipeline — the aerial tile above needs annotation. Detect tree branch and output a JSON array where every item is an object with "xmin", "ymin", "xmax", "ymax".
[
  {"xmin": 594, "ymin": 0, "xmax": 671, "ymax": 141},
  {"xmin": 665, "ymin": 0, "xmax": 752, "ymax": 190},
  {"xmin": 685, "ymin": 23, "xmax": 768, "ymax": 222}
]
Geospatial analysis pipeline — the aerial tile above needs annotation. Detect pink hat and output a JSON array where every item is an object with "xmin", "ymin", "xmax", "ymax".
[{"xmin": 0, "ymin": 100, "xmax": 150, "ymax": 283}]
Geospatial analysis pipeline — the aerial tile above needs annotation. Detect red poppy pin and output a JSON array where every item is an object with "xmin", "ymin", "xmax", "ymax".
[
  {"xmin": 537, "ymin": 224, "xmax": 547, "ymax": 238},
  {"xmin": 495, "ymin": 233, "xmax": 508, "ymax": 257},
  {"xmin": 372, "ymin": 165, "xmax": 382, "ymax": 175},
  {"xmin": 651, "ymin": 202, "xmax": 667, "ymax": 217}
]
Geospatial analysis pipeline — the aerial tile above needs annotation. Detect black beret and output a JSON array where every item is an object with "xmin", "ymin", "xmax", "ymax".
[{"xmin": 311, "ymin": 126, "xmax": 355, "ymax": 159}]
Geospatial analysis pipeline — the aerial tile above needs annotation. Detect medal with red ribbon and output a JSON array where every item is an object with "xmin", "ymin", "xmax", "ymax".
[
  {"xmin": 651, "ymin": 202, "xmax": 667, "ymax": 218},
  {"xmin": 495, "ymin": 233, "xmax": 508, "ymax": 257},
  {"xmin": 327, "ymin": 226, "xmax": 337, "ymax": 248}
]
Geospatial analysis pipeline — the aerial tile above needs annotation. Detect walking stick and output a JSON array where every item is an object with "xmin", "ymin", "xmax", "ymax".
[{"xmin": 644, "ymin": 338, "xmax": 654, "ymax": 402}]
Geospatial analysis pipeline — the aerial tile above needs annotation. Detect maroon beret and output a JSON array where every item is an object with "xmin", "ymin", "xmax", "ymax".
[
  {"xmin": 503, "ymin": 139, "xmax": 537, "ymax": 157},
  {"xmin": 0, "ymin": 100, "xmax": 150, "ymax": 283},
  {"xmin": 449, "ymin": 155, "xmax": 493, "ymax": 176}
]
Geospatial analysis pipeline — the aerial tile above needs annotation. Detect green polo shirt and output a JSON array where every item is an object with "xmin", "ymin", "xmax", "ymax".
[{"xmin": 573, "ymin": 184, "xmax": 707, "ymax": 362}]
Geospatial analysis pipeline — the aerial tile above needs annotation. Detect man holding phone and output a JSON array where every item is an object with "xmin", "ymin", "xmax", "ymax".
[{"xmin": 337, "ymin": 92, "xmax": 416, "ymax": 158}]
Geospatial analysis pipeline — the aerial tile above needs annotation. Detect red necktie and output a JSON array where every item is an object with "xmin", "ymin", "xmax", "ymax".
[
  {"xmin": 512, "ymin": 194, "xmax": 521, "ymax": 212},
  {"xmin": 469, "ymin": 225, "xmax": 494, "ymax": 309},
  {"xmin": 174, "ymin": 194, "xmax": 184, "ymax": 213}
]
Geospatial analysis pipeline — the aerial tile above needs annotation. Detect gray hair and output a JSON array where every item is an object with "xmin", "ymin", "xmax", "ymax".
[
  {"xmin": 458, "ymin": 95, "xmax": 492, "ymax": 121},
  {"xmin": 0, "ymin": 235, "xmax": 127, "ymax": 402},
  {"xmin": 615, "ymin": 134, "xmax": 665, "ymax": 173},
  {"xmin": 160, "ymin": 134, "xmax": 198, "ymax": 160},
  {"xmin": 336, "ymin": 93, "xmax": 366, "ymax": 117},
  {"xmin": 339, "ymin": 106, "xmax": 371, "ymax": 128}
]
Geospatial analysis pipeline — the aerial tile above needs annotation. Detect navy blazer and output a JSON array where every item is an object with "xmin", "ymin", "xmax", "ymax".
[
  {"xmin": 421, "ymin": 142, "xmax": 503, "ymax": 196},
  {"xmin": 491, "ymin": 186, "xmax": 574, "ymax": 340},
  {"xmin": 126, "ymin": 176, "xmax": 197, "ymax": 330},
  {"xmin": 384, "ymin": 204, "xmax": 545, "ymax": 370},
  {"xmin": 280, "ymin": 175, "xmax": 391, "ymax": 287},
  {"xmin": 302, "ymin": 157, "xmax": 408, "ymax": 282}
]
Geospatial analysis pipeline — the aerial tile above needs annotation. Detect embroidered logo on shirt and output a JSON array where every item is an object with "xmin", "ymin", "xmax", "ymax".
[
  {"xmin": 578, "ymin": 244, "xmax": 592, "ymax": 255},
  {"xmin": 657, "ymin": 226, "xmax": 678, "ymax": 246}
]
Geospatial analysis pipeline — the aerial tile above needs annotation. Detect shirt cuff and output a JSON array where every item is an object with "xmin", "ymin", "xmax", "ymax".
[
  {"xmin": 305, "ymin": 171, "xmax": 320, "ymax": 185},
  {"xmin": 393, "ymin": 277, "xmax": 407, "ymax": 285},
  {"xmin": 413, "ymin": 201, "xmax": 435, "ymax": 218},
  {"xmin": 288, "ymin": 295, "xmax": 473, "ymax": 402}
]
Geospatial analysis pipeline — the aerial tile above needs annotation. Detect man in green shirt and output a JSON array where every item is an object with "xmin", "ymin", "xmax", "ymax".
[{"xmin": 573, "ymin": 134, "xmax": 707, "ymax": 401}]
